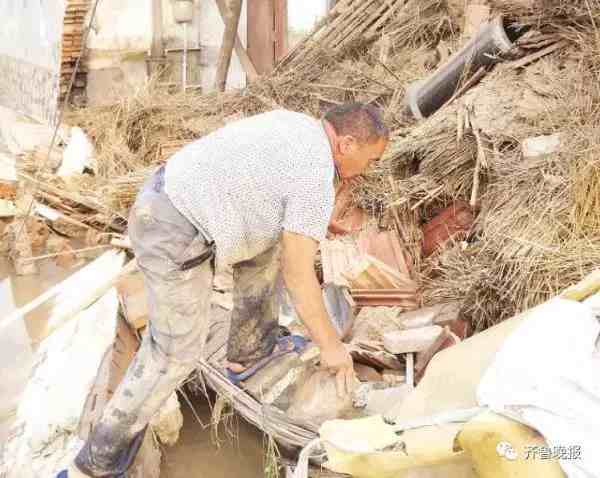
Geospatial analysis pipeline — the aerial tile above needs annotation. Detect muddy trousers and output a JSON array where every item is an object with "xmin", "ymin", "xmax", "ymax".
[{"xmin": 74, "ymin": 169, "xmax": 281, "ymax": 477}]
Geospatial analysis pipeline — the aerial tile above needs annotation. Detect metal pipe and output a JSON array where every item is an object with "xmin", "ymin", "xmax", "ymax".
[
  {"xmin": 182, "ymin": 22, "xmax": 188, "ymax": 91},
  {"xmin": 405, "ymin": 16, "xmax": 522, "ymax": 119}
]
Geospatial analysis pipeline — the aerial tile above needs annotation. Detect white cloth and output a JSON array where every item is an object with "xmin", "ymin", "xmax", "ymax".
[
  {"xmin": 165, "ymin": 110, "xmax": 335, "ymax": 266},
  {"xmin": 477, "ymin": 297, "xmax": 600, "ymax": 477}
]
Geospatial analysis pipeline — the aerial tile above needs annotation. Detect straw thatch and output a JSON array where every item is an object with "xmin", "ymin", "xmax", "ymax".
[
  {"xmin": 47, "ymin": 0, "xmax": 600, "ymax": 334},
  {"xmin": 408, "ymin": 30, "xmax": 600, "ymax": 330},
  {"xmin": 14, "ymin": 0, "xmax": 596, "ymax": 456}
]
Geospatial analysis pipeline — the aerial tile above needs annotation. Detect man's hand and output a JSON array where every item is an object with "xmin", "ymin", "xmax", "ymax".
[
  {"xmin": 281, "ymin": 230, "xmax": 357, "ymax": 397},
  {"xmin": 320, "ymin": 340, "xmax": 357, "ymax": 398}
]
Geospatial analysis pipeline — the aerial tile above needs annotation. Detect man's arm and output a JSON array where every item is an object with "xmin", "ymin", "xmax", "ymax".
[{"xmin": 281, "ymin": 230, "xmax": 356, "ymax": 397}]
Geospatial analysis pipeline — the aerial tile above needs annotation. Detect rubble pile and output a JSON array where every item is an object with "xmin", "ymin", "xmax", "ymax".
[{"xmin": 2, "ymin": 0, "xmax": 600, "ymax": 456}]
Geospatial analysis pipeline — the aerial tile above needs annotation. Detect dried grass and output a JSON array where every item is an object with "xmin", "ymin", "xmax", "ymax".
[
  {"xmin": 423, "ymin": 235, "xmax": 600, "ymax": 332},
  {"xmin": 277, "ymin": 0, "xmax": 454, "ymax": 76},
  {"xmin": 62, "ymin": 0, "xmax": 455, "ymax": 217},
  {"xmin": 349, "ymin": 7, "xmax": 600, "ymax": 331},
  {"xmin": 498, "ymin": 0, "xmax": 600, "ymax": 31},
  {"xmin": 417, "ymin": 33, "xmax": 600, "ymax": 330},
  {"xmin": 57, "ymin": 1, "xmax": 600, "ymax": 333}
]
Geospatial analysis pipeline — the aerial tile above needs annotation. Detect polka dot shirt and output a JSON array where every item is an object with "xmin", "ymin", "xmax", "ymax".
[{"xmin": 164, "ymin": 110, "xmax": 335, "ymax": 266}]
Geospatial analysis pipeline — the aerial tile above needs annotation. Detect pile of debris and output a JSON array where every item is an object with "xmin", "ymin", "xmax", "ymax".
[{"xmin": 2, "ymin": 0, "xmax": 600, "ymax": 471}]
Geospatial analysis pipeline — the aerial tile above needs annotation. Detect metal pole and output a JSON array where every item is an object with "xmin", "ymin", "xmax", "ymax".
[{"xmin": 182, "ymin": 22, "xmax": 188, "ymax": 91}]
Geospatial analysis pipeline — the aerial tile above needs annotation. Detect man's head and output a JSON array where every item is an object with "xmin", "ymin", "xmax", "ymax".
[{"xmin": 322, "ymin": 103, "xmax": 389, "ymax": 179}]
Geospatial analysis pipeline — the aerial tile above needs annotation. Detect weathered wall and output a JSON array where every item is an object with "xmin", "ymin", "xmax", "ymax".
[
  {"xmin": 86, "ymin": 0, "xmax": 247, "ymax": 106},
  {"xmin": 0, "ymin": 1, "xmax": 64, "ymax": 125}
]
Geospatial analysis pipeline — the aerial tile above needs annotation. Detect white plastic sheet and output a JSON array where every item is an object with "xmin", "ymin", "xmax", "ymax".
[{"xmin": 478, "ymin": 297, "xmax": 600, "ymax": 477}]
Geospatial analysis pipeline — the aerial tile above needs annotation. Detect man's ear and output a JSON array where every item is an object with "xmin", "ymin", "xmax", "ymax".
[{"xmin": 339, "ymin": 135, "xmax": 358, "ymax": 155}]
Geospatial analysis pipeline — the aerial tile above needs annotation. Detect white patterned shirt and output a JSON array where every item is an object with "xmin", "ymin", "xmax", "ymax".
[{"xmin": 164, "ymin": 110, "xmax": 335, "ymax": 266}]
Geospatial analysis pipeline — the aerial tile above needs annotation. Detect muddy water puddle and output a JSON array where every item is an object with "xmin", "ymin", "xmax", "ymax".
[
  {"xmin": 0, "ymin": 258, "xmax": 265, "ymax": 477},
  {"xmin": 162, "ymin": 395, "xmax": 264, "ymax": 478}
]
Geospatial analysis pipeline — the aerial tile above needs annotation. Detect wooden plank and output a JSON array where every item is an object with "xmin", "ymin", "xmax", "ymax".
[
  {"xmin": 349, "ymin": 345, "xmax": 404, "ymax": 371},
  {"xmin": 344, "ymin": 255, "xmax": 418, "ymax": 292},
  {"xmin": 78, "ymin": 316, "xmax": 140, "ymax": 439},
  {"xmin": 351, "ymin": 292, "xmax": 417, "ymax": 300},
  {"xmin": 274, "ymin": 0, "xmax": 288, "ymax": 61},
  {"xmin": 364, "ymin": 254, "xmax": 415, "ymax": 287},
  {"xmin": 353, "ymin": 299, "xmax": 418, "ymax": 308},
  {"xmin": 0, "ymin": 250, "xmax": 130, "ymax": 335},
  {"xmin": 561, "ymin": 269, "xmax": 600, "ymax": 301},
  {"xmin": 462, "ymin": 2, "xmax": 491, "ymax": 42},
  {"xmin": 344, "ymin": 258, "xmax": 390, "ymax": 289},
  {"xmin": 363, "ymin": 262, "xmax": 401, "ymax": 289},
  {"xmin": 406, "ymin": 353, "xmax": 414, "ymax": 389},
  {"xmin": 351, "ymin": 288, "xmax": 418, "ymax": 295},
  {"xmin": 215, "ymin": 0, "xmax": 243, "ymax": 91}
]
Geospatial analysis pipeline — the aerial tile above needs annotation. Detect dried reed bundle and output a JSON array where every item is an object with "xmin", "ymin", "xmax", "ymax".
[
  {"xmin": 498, "ymin": 0, "xmax": 600, "ymax": 31},
  {"xmin": 423, "ymin": 235, "xmax": 600, "ymax": 332},
  {"xmin": 277, "ymin": 0, "xmax": 453, "ymax": 77},
  {"xmin": 480, "ymin": 150, "xmax": 571, "ymax": 260},
  {"xmin": 420, "ymin": 47, "xmax": 600, "ymax": 329}
]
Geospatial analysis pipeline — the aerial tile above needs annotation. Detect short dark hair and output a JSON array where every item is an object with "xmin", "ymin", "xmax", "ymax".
[{"xmin": 323, "ymin": 103, "xmax": 389, "ymax": 144}]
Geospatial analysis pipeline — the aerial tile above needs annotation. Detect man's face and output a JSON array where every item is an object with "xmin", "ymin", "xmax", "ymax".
[{"xmin": 334, "ymin": 135, "xmax": 388, "ymax": 179}]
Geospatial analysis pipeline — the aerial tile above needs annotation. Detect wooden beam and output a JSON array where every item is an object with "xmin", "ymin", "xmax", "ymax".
[
  {"xmin": 508, "ymin": 40, "xmax": 568, "ymax": 69},
  {"xmin": 215, "ymin": 0, "xmax": 243, "ymax": 91},
  {"xmin": 274, "ymin": 0, "xmax": 288, "ymax": 61},
  {"xmin": 247, "ymin": 0, "xmax": 276, "ymax": 74},
  {"xmin": 215, "ymin": 0, "xmax": 259, "ymax": 81}
]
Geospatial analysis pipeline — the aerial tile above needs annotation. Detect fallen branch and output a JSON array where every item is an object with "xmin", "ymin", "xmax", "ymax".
[{"xmin": 508, "ymin": 40, "xmax": 568, "ymax": 69}]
